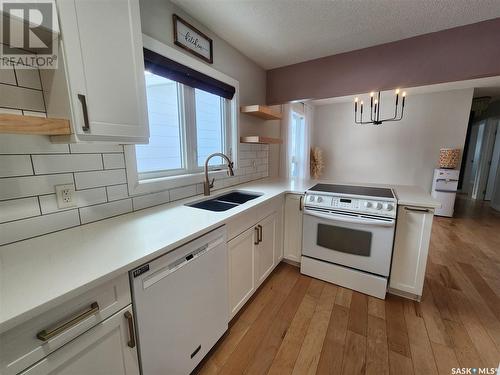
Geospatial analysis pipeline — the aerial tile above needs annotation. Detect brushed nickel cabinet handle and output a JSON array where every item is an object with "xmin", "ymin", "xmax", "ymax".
[
  {"xmin": 37, "ymin": 302, "xmax": 99, "ymax": 341},
  {"xmin": 299, "ymin": 196, "xmax": 304, "ymax": 211},
  {"xmin": 78, "ymin": 94, "xmax": 90, "ymax": 131},
  {"xmin": 258, "ymin": 224, "xmax": 263, "ymax": 243},
  {"xmin": 404, "ymin": 207, "xmax": 431, "ymax": 213},
  {"xmin": 124, "ymin": 311, "xmax": 136, "ymax": 348},
  {"xmin": 254, "ymin": 227, "xmax": 259, "ymax": 245}
]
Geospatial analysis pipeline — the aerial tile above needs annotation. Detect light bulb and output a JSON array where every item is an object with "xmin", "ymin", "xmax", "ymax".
[
  {"xmin": 395, "ymin": 88, "xmax": 400, "ymax": 94},
  {"xmin": 402, "ymin": 91, "xmax": 407, "ymax": 97},
  {"xmin": 354, "ymin": 97, "xmax": 358, "ymax": 102},
  {"xmin": 370, "ymin": 92, "xmax": 375, "ymax": 97},
  {"xmin": 360, "ymin": 101, "xmax": 364, "ymax": 105},
  {"xmin": 374, "ymin": 99, "xmax": 378, "ymax": 104}
]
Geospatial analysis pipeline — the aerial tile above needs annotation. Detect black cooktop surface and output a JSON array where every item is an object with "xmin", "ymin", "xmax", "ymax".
[{"xmin": 309, "ymin": 183, "xmax": 395, "ymax": 199}]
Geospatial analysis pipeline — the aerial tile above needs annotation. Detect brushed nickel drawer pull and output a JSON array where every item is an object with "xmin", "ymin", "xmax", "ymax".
[
  {"xmin": 78, "ymin": 94, "xmax": 90, "ymax": 131},
  {"xmin": 404, "ymin": 207, "xmax": 431, "ymax": 213},
  {"xmin": 254, "ymin": 227, "xmax": 259, "ymax": 245},
  {"xmin": 37, "ymin": 302, "xmax": 99, "ymax": 341},
  {"xmin": 124, "ymin": 311, "xmax": 136, "ymax": 348}
]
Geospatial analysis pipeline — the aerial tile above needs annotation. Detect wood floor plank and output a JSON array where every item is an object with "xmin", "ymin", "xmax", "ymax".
[
  {"xmin": 315, "ymin": 305, "xmax": 350, "ymax": 375},
  {"xmin": 267, "ymin": 279, "xmax": 325, "ymax": 375},
  {"xmin": 347, "ymin": 292, "xmax": 368, "ymax": 336},
  {"xmin": 443, "ymin": 319, "xmax": 484, "ymax": 370},
  {"xmin": 341, "ymin": 331, "xmax": 367, "ymax": 375},
  {"xmin": 388, "ymin": 350, "xmax": 414, "ymax": 375},
  {"xmin": 385, "ymin": 295, "xmax": 411, "ymax": 358},
  {"xmin": 335, "ymin": 287, "xmax": 353, "ymax": 308},
  {"xmin": 368, "ymin": 296, "xmax": 386, "ymax": 320},
  {"xmin": 244, "ymin": 276, "xmax": 311, "ymax": 375},
  {"xmin": 419, "ymin": 282, "xmax": 453, "ymax": 346},
  {"xmin": 291, "ymin": 283, "xmax": 337, "ymax": 375},
  {"xmin": 366, "ymin": 315, "xmax": 389, "ymax": 375},
  {"xmin": 431, "ymin": 342, "xmax": 460, "ymax": 375}
]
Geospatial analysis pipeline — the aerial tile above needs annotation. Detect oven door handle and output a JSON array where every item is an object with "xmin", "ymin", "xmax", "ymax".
[{"xmin": 304, "ymin": 208, "xmax": 395, "ymax": 227}]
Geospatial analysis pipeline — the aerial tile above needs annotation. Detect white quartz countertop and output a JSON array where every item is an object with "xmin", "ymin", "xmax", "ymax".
[{"xmin": 0, "ymin": 178, "xmax": 438, "ymax": 333}]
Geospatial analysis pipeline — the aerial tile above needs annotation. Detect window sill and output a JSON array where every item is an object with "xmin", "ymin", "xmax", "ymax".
[{"xmin": 128, "ymin": 169, "xmax": 229, "ymax": 195}]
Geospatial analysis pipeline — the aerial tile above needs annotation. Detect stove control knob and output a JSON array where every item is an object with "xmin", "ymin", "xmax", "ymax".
[
  {"xmin": 374, "ymin": 202, "xmax": 382, "ymax": 210},
  {"xmin": 364, "ymin": 201, "xmax": 372, "ymax": 208},
  {"xmin": 308, "ymin": 195, "xmax": 315, "ymax": 202},
  {"xmin": 383, "ymin": 203, "xmax": 394, "ymax": 211},
  {"xmin": 317, "ymin": 196, "xmax": 323, "ymax": 203}
]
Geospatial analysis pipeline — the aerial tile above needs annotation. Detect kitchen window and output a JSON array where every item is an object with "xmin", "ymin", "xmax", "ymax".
[
  {"xmin": 125, "ymin": 38, "xmax": 239, "ymax": 195},
  {"xmin": 290, "ymin": 111, "xmax": 305, "ymax": 178}
]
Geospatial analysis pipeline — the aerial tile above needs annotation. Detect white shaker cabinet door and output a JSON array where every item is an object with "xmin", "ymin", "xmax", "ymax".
[
  {"xmin": 228, "ymin": 227, "xmax": 257, "ymax": 319},
  {"xmin": 57, "ymin": 0, "xmax": 148, "ymax": 143},
  {"xmin": 255, "ymin": 213, "xmax": 277, "ymax": 286},
  {"xmin": 284, "ymin": 194, "xmax": 304, "ymax": 262},
  {"xmin": 20, "ymin": 306, "xmax": 139, "ymax": 375},
  {"xmin": 389, "ymin": 206, "xmax": 434, "ymax": 299}
]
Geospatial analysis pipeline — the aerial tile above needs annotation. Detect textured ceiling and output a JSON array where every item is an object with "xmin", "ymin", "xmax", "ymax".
[{"xmin": 171, "ymin": 0, "xmax": 500, "ymax": 69}]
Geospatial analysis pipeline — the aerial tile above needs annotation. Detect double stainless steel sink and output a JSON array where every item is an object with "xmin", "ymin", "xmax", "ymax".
[{"xmin": 186, "ymin": 191, "xmax": 263, "ymax": 212}]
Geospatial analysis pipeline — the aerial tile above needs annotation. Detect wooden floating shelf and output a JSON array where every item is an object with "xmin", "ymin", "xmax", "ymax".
[
  {"xmin": 240, "ymin": 136, "xmax": 283, "ymax": 144},
  {"xmin": 240, "ymin": 105, "xmax": 282, "ymax": 120},
  {"xmin": 0, "ymin": 113, "xmax": 71, "ymax": 135}
]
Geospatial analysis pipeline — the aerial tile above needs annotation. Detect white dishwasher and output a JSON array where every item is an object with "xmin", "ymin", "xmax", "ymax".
[{"xmin": 130, "ymin": 226, "xmax": 228, "ymax": 375}]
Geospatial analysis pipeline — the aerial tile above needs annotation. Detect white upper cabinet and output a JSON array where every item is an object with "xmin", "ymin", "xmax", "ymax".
[{"xmin": 48, "ymin": 0, "xmax": 148, "ymax": 143}]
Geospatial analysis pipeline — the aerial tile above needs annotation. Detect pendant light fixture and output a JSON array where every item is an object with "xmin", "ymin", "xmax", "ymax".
[{"xmin": 354, "ymin": 89, "xmax": 406, "ymax": 125}]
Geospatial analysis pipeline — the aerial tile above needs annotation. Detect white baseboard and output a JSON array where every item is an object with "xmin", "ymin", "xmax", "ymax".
[{"xmin": 300, "ymin": 256, "xmax": 387, "ymax": 299}]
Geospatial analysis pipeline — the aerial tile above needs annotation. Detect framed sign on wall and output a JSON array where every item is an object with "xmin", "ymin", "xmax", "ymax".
[{"xmin": 173, "ymin": 14, "xmax": 213, "ymax": 64}]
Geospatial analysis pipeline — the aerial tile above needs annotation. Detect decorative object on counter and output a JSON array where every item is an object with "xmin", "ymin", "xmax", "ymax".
[
  {"xmin": 240, "ymin": 105, "xmax": 282, "ymax": 120},
  {"xmin": 173, "ymin": 14, "xmax": 213, "ymax": 63},
  {"xmin": 354, "ymin": 89, "xmax": 406, "ymax": 125},
  {"xmin": 310, "ymin": 147, "xmax": 324, "ymax": 179},
  {"xmin": 439, "ymin": 148, "xmax": 460, "ymax": 169}
]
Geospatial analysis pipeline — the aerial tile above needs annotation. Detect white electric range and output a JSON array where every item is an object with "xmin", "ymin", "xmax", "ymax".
[{"xmin": 300, "ymin": 183, "xmax": 397, "ymax": 299}]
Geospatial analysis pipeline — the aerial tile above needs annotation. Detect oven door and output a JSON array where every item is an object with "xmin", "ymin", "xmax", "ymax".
[{"xmin": 302, "ymin": 208, "xmax": 395, "ymax": 276}]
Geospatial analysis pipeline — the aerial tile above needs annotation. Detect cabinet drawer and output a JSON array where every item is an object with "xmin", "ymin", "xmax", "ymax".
[
  {"xmin": 0, "ymin": 273, "xmax": 131, "ymax": 375},
  {"xmin": 255, "ymin": 195, "xmax": 283, "ymax": 222},
  {"xmin": 226, "ymin": 208, "xmax": 257, "ymax": 240}
]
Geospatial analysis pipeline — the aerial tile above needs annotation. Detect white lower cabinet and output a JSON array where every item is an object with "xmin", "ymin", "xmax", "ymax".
[
  {"xmin": 284, "ymin": 194, "xmax": 304, "ymax": 262},
  {"xmin": 20, "ymin": 305, "xmax": 139, "ymax": 375},
  {"xmin": 389, "ymin": 205, "xmax": 435, "ymax": 299},
  {"xmin": 228, "ymin": 212, "xmax": 279, "ymax": 319}
]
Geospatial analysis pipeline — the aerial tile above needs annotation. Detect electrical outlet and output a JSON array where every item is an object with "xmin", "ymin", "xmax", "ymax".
[{"xmin": 55, "ymin": 184, "xmax": 77, "ymax": 209}]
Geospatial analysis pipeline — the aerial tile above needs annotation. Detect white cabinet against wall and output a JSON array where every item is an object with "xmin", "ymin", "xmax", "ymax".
[
  {"xmin": 389, "ymin": 205, "xmax": 435, "ymax": 300},
  {"xmin": 255, "ymin": 213, "xmax": 277, "ymax": 286},
  {"xmin": 284, "ymin": 194, "xmax": 304, "ymax": 262},
  {"xmin": 42, "ymin": 0, "xmax": 148, "ymax": 144},
  {"xmin": 228, "ymin": 209, "xmax": 280, "ymax": 319},
  {"xmin": 20, "ymin": 306, "xmax": 139, "ymax": 375}
]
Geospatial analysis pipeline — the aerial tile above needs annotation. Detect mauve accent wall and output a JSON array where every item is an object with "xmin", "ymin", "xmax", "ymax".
[{"xmin": 266, "ymin": 18, "xmax": 500, "ymax": 105}]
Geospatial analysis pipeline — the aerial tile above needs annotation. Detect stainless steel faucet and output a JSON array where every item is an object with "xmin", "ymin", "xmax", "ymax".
[{"xmin": 203, "ymin": 152, "xmax": 234, "ymax": 196}]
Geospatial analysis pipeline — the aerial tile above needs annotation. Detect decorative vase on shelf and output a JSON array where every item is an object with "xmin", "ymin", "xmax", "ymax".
[{"xmin": 310, "ymin": 147, "xmax": 324, "ymax": 179}]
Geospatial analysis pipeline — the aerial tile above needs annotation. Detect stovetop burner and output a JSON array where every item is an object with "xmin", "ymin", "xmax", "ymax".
[{"xmin": 309, "ymin": 183, "xmax": 395, "ymax": 199}]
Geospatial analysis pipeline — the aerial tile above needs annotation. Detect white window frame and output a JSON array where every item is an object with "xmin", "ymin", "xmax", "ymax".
[{"xmin": 125, "ymin": 34, "xmax": 240, "ymax": 195}]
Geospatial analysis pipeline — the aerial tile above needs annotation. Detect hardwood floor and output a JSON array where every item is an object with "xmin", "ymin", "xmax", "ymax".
[{"xmin": 196, "ymin": 197, "xmax": 500, "ymax": 375}]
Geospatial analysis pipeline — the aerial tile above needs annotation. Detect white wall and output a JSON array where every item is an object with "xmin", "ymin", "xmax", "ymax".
[
  {"xmin": 139, "ymin": 0, "xmax": 281, "ymax": 176},
  {"xmin": 312, "ymin": 88, "xmax": 474, "ymax": 190}
]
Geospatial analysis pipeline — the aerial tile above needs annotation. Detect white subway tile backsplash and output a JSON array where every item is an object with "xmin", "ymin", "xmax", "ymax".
[
  {"xmin": 132, "ymin": 190, "xmax": 170, "ymax": 210},
  {"xmin": 169, "ymin": 184, "xmax": 197, "ymax": 201},
  {"xmin": 0, "ymin": 155, "xmax": 33, "ymax": 177},
  {"xmin": 0, "ymin": 173, "xmax": 74, "ymax": 200},
  {"xmin": 79, "ymin": 199, "xmax": 132, "ymax": 224},
  {"xmin": 14, "ymin": 66, "xmax": 42, "ymax": 89},
  {"xmin": 0, "ymin": 134, "xmax": 69, "ymax": 154},
  {"xmin": 103, "ymin": 153, "xmax": 125, "ymax": 169},
  {"xmin": 0, "ymin": 65, "xmax": 16, "ymax": 85},
  {"xmin": 0, "ymin": 210, "xmax": 80, "ymax": 246},
  {"xmin": 70, "ymin": 143, "xmax": 124, "ymax": 154},
  {"xmin": 106, "ymin": 184, "xmax": 129, "ymax": 201},
  {"xmin": 74, "ymin": 169, "xmax": 126, "ymax": 189},
  {"xmin": 39, "ymin": 188, "xmax": 107, "ymax": 214},
  {"xmin": 0, "ymin": 197, "xmax": 40, "ymax": 223},
  {"xmin": 0, "ymin": 84, "xmax": 45, "ymax": 111},
  {"xmin": 32, "ymin": 154, "xmax": 103, "ymax": 174}
]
